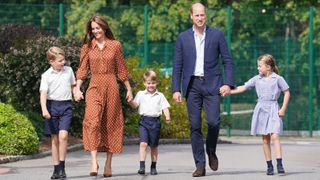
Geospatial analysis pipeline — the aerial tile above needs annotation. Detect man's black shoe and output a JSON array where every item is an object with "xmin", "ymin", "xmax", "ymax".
[
  {"xmin": 208, "ymin": 154, "xmax": 218, "ymax": 171},
  {"xmin": 192, "ymin": 167, "xmax": 206, "ymax": 177}
]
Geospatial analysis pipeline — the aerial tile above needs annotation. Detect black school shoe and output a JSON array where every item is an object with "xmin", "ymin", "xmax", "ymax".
[
  {"xmin": 59, "ymin": 169, "xmax": 67, "ymax": 179},
  {"xmin": 266, "ymin": 166, "xmax": 274, "ymax": 175},
  {"xmin": 277, "ymin": 165, "xmax": 285, "ymax": 175},
  {"xmin": 150, "ymin": 168, "xmax": 158, "ymax": 175},
  {"xmin": 138, "ymin": 167, "xmax": 145, "ymax": 175},
  {"xmin": 51, "ymin": 171, "xmax": 60, "ymax": 179}
]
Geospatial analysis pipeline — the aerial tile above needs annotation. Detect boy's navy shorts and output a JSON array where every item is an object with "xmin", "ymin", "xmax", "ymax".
[
  {"xmin": 44, "ymin": 100, "xmax": 72, "ymax": 136},
  {"xmin": 139, "ymin": 116, "xmax": 161, "ymax": 148}
]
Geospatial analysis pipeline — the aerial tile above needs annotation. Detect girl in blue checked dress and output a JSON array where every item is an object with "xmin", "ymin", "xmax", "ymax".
[{"xmin": 230, "ymin": 54, "xmax": 290, "ymax": 176}]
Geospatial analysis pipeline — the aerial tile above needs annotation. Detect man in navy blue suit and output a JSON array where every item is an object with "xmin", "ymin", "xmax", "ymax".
[{"xmin": 172, "ymin": 2, "xmax": 235, "ymax": 177}]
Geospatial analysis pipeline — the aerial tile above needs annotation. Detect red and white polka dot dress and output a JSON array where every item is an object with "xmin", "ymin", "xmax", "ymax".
[{"xmin": 76, "ymin": 39, "xmax": 129, "ymax": 153}]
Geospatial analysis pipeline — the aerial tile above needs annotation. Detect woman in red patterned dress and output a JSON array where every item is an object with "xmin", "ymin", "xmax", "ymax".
[{"xmin": 74, "ymin": 15, "xmax": 133, "ymax": 177}]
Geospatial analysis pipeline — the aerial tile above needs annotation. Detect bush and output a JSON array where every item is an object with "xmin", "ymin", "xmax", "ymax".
[
  {"xmin": 0, "ymin": 103, "xmax": 39, "ymax": 155},
  {"xmin": 22, "ymin": 111, "xmax": 44, "ymax": 139},
  {"xmin": 0, "ymin": 24, "xmax": 51, "ymax": 54}
]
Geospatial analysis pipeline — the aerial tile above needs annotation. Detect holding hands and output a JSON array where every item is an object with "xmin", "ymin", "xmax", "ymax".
[
  {"xmin": 219, "ymin": 85, "xmax": 231, "ymax": 97},
  {"xmin": 126, "ymin": 89, "xmax": 133, "ymax": 102},
  {"xmin": 73, "ymin": 89, "xmax": 84, "ymax": 102}
]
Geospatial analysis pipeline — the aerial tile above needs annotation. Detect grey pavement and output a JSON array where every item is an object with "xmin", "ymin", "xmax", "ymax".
[{"xmin": 0, "ymin": 136, "xmax": 320, "ymax": 180}]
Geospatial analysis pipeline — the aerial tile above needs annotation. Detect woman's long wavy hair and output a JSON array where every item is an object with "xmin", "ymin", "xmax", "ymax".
[{"xmin": 82, "ymin": 15, "xmax": 115, "ymax": 47}]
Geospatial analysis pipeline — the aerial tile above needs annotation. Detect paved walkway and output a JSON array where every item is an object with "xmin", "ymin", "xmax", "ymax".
[{"xmin": 0, "ymin": 136, "xmax": 320, "ymax": 180}]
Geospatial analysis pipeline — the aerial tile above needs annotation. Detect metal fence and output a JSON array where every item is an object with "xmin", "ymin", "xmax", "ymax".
[{"xmin": 0, "ymin": 3, "xmax": 319, "ymax": 136}]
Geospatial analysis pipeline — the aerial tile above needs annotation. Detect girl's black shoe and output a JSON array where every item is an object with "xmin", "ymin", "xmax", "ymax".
[
  {"xmin": 266, "ymin": 166, "xmax": 274, "ymax": 175},
  {"xmin": 277, "ymin": 165, "xmax": 285, "ymax": 175}
]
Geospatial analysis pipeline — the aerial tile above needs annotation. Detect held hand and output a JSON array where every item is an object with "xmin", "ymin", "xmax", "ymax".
[
  {"xmin": 219, "ymin": 85, "xmax": 231, "ymax": 97},
  {"xmin": 74, "ymin": 89, "xmax": 84, "ymax": 102},
  {"xmin": 126, "ymin": 89, "xmax": 133, "ymax": 102},
  {"xmin": 173, "ymin": 92, "xmax": 182, "ymax": 103}
]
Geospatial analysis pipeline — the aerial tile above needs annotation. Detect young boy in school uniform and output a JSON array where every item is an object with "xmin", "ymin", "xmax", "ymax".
[
  {"xmin": 129, "ymin": 70, "xmax": 171, "ymax": 175},
  {"xmin": 39, "ymin": 46, "xmax": 76, "ymax": 179}
]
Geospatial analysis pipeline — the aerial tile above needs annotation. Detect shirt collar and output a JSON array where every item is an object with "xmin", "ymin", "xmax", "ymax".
[
  {"xmin": 143, "ymin": 89, "xmax": 159, "ymax": 96},
  {"xmin": 49, "ymin": 66, "xmax": 65, "ymax": 74},
  {"xmin": 192, "ymin": 26, "xmax": 206, "ymax": 35}
]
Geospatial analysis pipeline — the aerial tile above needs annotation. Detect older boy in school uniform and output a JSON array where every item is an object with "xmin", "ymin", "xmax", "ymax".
[
  {"xmin": 40, "ymin": 46, "xmax": 76, "ymax": 179},
  {"xmin": 129, "ymin": 70, "xmax": 171, "ymax": 175}
]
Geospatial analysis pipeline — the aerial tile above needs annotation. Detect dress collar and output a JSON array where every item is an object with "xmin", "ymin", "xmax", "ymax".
[{"xmin": 258, "ymin": 72, "xmax": 277, "ymax": 79}]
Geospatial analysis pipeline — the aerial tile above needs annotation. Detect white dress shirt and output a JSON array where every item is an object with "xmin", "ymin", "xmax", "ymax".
[{"xmin": 193, "ymin": 26, "xmax": 206, "ymax": 76}]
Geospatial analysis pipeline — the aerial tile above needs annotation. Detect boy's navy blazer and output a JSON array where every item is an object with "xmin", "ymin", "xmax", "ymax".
[{"xmin": 172, "ymin": 25, "xmax": 235, "ymax": 97}]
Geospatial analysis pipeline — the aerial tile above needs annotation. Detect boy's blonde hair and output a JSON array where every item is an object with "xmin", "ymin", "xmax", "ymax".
[
  {"xmin": 46, "ymin": 46, "xmax": 65, "ymax": 62},
  {"xmin": 143, "ymin": 70, "xmax": 157, "ymax": 81}
]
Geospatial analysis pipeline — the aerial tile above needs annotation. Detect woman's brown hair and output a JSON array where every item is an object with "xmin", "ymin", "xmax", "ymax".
[{"xmin": 82, "ymin": 15, "xmax": 115, "ymax": 47}]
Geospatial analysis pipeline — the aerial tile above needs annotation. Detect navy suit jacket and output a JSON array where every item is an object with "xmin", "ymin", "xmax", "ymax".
[{"xmin": 172, "ymin": 25, "xmax": 235, "ymax": 97}]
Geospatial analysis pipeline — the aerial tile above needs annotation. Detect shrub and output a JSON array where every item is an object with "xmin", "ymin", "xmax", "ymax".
[
  {"xmin": 0, "ymin": 103, "xmax": 39, "ymax": 155},
  {"xmin": 22, "ymin": 111, "xmax": 44, "ymax": 139},
  {"xmin": 0, "ymin": 24, "xmax": 51, "ymax": 54}
]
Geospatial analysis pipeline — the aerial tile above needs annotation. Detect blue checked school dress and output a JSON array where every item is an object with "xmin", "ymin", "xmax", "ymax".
[{"xmin": 244, "ymin": 72, "xmax": 289, "ymax": 135}]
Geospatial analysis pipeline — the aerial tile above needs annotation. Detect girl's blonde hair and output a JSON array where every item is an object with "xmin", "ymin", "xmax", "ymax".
[
  {"xmin": 46, "ymin": 46, "xmax": 65, "ymax": 62},
  {"xmin": 143, "ymin": 70, "xmax": 157, "ymax": 81},
  {"xmin": 258, "ymin": 54, "xmax": 280, "ymax": 74}
]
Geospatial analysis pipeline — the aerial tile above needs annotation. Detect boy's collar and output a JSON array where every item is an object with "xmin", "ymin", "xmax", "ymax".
[
  {"xmin": 143, "ymin": 89, "xmax": 159, "ymax": 95},
  {"xmin": 49, "ymin": 66, "xmax": 65, "ymax": 73}
]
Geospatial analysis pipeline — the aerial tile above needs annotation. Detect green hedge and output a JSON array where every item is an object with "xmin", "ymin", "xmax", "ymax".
[{"xmin": 0, "ymin": 103, "xmax": 39, "ymax": 155}]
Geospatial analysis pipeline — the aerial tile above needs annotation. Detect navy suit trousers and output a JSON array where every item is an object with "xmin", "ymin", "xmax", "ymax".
[{"xmin": 186, "ymin": 77, "xmax": 220, "ymax": 168}]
